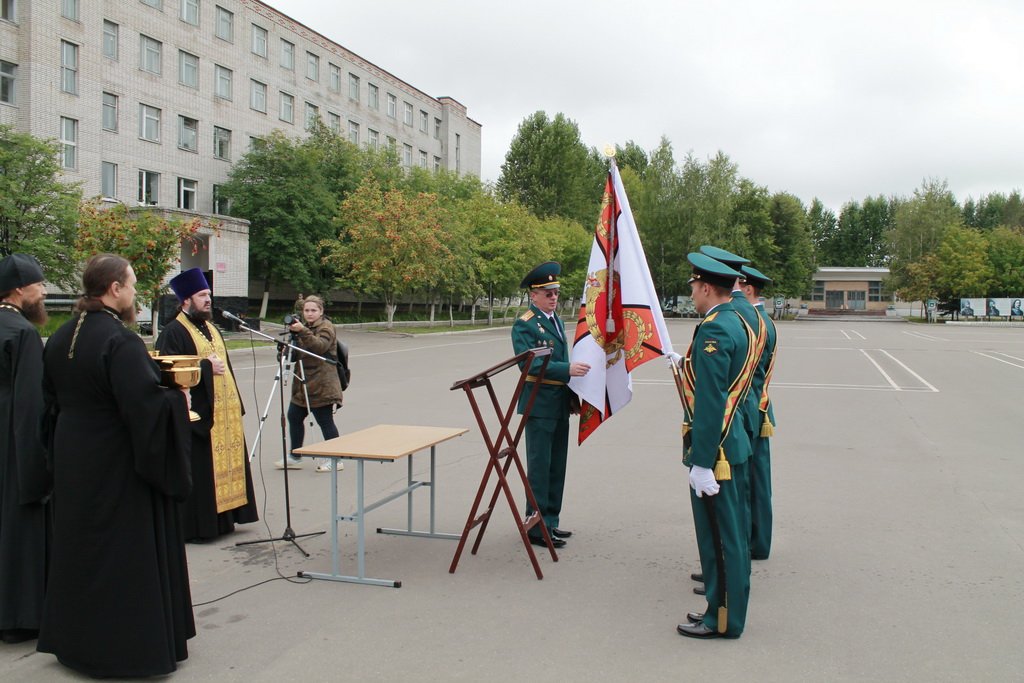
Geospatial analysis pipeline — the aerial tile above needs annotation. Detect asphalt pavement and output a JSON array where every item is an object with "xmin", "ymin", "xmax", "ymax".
[{"xmin": 4, "ymin": 319, "xmax": 1022, "ymax": 681}]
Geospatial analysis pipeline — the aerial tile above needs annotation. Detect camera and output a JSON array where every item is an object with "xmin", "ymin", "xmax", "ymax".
[{"xmin": 283, "ymin": 314, "xmax": 298, "ymax": 326}]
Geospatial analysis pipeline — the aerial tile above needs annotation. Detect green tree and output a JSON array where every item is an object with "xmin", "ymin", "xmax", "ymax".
[
  {"xmin": 767, "ymin": 193, "xmax": 815, "ymax": 297},
  {"xmin": 808, "ymin": 198, "xmax": 839, "ymax": 264},
  {"xmin": 985, "ymin": 226, "xmax": 1024, "ymax": 296},
  {"xmin": 496, "ymin": 111, "xmax": 603, "ymax": 226},
  {"xmin": 932, "ymin": 225, "xmax": 991, "ymax": 298},
  {"xmin": 614, "ymin": 140, "xmax": 649, "ymax": 178},
  {"xmin": 76, "ymin": 201, "xmax": 207, "ymax": 308},
  {"xmin": 324, "ymin": 180, "xmax": 452, "ymax": 328},
  {"xmin": 886, "ymin": 179, "xmax": 960, "ymax": 293},
  {"xmin": 732, "ymin": 179, "xmax": 775, "ymax": 270},
  {"xmin": 0, "ymin": 125, "xmax": 82, "ymax": 289},
  {"xmin": 629, "ymin": 138, "xmax": 686, "ymax": 299},
  {"xmin": 220, "ymin": 131, "xmax": 337, "ymax": 316}
]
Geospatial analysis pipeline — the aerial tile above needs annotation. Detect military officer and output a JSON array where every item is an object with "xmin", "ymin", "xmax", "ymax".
[
  {"xmin": 674, "ymin": 252, "xmax": 756, "ymax": 639},
  {"xmin": 511, "ymin": 262, "xmax": 590, "ymax": 549},
  {"xmin": 740, "ymin": 265, "xmax": 778, "ymax": 560}
]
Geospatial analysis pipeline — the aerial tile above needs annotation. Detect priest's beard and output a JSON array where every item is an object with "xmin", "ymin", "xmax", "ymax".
[
  {"xmin": 21, "ymin": 298, "xmax": 49, "ymax": 326},
  {"xmin": 187, "ymin": 308, "xmax": 212, "ymax": 322},
  {"xmin": 118, "ymin": 304, "xmax": 137, "ymax": 325}
]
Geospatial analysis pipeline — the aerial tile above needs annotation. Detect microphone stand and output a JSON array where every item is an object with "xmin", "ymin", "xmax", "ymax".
[{"xmin": 228, "ymin": 314, "xmax": 339, "ymax": 556}]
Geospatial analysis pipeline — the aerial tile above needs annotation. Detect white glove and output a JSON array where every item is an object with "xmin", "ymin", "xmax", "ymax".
[
  {"xmin": 689, "ymin": 465, "xmax": 720, "ymax": 497},
  {"xmin": 665, "ymin": 351, "xmax": 683, "ymax": 368}
]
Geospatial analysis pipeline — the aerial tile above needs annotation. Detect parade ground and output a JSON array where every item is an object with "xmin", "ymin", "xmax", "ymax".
[{"xmin": 3, "ymin": 318, "xmax": 1022, "ymax": 682}]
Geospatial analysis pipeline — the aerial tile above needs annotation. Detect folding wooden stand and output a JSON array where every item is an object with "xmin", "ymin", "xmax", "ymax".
[{"xmin": 449, "ymin": 347, "xmax": 558, "ymax": 579}]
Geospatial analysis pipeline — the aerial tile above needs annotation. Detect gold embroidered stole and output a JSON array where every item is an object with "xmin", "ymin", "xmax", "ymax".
[{"xmin": 176, "ymin": 312, "xmax": 248, "ymax": 513}]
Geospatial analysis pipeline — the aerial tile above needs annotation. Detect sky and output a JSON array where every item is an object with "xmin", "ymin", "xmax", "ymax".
[{"xmin": 270, "ymin": 0, "xmax": 1024, "ymax": 214}]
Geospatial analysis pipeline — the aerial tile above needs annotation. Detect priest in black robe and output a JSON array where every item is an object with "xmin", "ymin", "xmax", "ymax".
[
  {"xmin": 155, "ymin": 268, "xmax": 258, "ymax": 541},
  {"xmin": 37, "ymin": 254, "xmax": 195, "ymax": 677},
  {"xmin": 0, "ymin": 254, "xmax": 51, "ymax": 645}
]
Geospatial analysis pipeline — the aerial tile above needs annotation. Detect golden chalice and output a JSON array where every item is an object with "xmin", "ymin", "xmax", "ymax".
[{"xmin": 150, "ymin": 352, "xmax": 202, "ymax": 422}]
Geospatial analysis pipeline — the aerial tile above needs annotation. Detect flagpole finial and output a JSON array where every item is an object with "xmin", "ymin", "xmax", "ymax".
[{"xmin": 603, "ymin": 144, "xmax": 616, "ymax": 158}]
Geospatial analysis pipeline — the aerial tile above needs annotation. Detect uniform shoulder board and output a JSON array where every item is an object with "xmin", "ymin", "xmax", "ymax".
[
  {"xmin": 704, "ymin": 311, "xmax": 719, "ymax": 324},
  {"xmin": 519, "ymin": 310, "xmax": 535, "ymax": 321}
]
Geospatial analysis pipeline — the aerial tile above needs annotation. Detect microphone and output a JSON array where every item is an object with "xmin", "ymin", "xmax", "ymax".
[{"xmin": 220, "ymin": 310, "xmax": 246, "ymax": 325}]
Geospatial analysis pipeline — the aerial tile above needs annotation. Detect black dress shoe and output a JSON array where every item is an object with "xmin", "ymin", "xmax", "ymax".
[
  {"xmin": 551, "ymin": 528, "xmax": 573, "ymax": 538},
  {"xmin": 676, "ymin": 621, "xmax": 720, "ymax": 639},
  {"xmin": 1, "ymin": 628, "xmax": 39, "ymax": 644},
  {"xmin": 690, "ymin": 572, "xmax": 704, "ymax": 582},
  {"xmin": 686, "ymin": 612, "xmax": 704, "ymax": 624},
  {"xmin": 693, "ymin": 585, "xmax": 706, "ymax": 596},
  {"xmin": 529, "ymin": 535, "xmax": 565, "ymax": 549}
]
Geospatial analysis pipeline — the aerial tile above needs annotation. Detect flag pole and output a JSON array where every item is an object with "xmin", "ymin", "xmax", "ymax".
[{"xmin": 604, "ymin": 147, "xmax": 617, "ymax": 334}]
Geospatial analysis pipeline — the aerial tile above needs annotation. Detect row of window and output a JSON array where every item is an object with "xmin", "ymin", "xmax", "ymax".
[
  {"xmin": 809, "ymin": 281, "xmax": 884, "ymax": 302},
  {"xmin": 53, "ymin": 9, "xmax": 446, "ymax": 137}
]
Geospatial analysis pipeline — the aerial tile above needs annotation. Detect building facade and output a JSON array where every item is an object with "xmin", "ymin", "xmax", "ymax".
[
  {"xmin": 0, "ymin": 0, "xmax": 482, "ymax": 300},
  {"xmin": 807, "ymin": 267, "xmax": 892, "ymax": 311}
]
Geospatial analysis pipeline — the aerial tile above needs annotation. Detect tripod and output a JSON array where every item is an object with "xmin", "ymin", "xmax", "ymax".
[{"xmin": 235, "ymin": 324, "xmax": 336, "ymax": 556}]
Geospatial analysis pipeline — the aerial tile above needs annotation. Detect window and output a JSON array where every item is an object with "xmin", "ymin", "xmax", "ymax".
[
  {"xmin": 101, "ymin": 92, "xmax": 118, "ymax": 131},
  {"xmin": 279, "ymin": 92, "xmax": 293, "ymax": 123},
  {"xmin": 327, "ymin": 111, "xmax": 340, "ymax": 134},
  {"xmin": 61, "ymin": 0, "xmax": 78, "ymax": 21},
  {"xmin": 141, "ymin": 0, "xmax": 162, "ymax": 7},
  {"xmin": 60, "ymin": 117, "xmax": 77, "ymax": 169},
  {"xmin": 368, "ymin": 83, "xmax": 379, "ymax": 110},
  {"xmin": 179, "ymin": 50, "xmax": 198, "ymax": 88},
  {"xmin": 348, "ymin": 120, "xmax": 359, "ymax": 144},
  {"xmin": 251, "ymin": 24, "xmax": 267, "ymax": 57},
  {"xmin": 178, "ymin": 115, "xmax": 198, "ymax": 151},
  {"xmin": 101, "ymin": 162, "xmax": 118, "ymax": 197},
  {"xmin": 402, "ymin": 144, "xmax": 412, "ymax": 167},
  {"xmin": 386, "ymin": 135, "xmax": 396, "ymax": 150},
  {"xmin": 329, "ymin": 63, "xmax": 340, "ymax": 92},
  {"xmin": 249, "ymin": 136, "xmax": 264, "ymax": 151},
  {"xmin": 250, "ymin": 80, "xmax": 266, "ymax": 112},
  {"xmin": 280, "ymin": 39, "xmax": 294, "ymax": 69},
  {"xmin": 212, "ymin": 184, "xmax": 230, "ymax": 215},
  {"xmin": 180, "ymin": 0, "xmax": 199, "ymax": 25},
  {"xmin": 0, "ymin": 61, "xmax": 15, "ymax": 105},
  {"xmin": 140, "ymin": 35, "xmax": 162, "ymax": 74},
  {"xmin": 215, "ymin": 5, "xmax": 232, "ymax": 41},
  {"xmin": 214, "ymin": 64, "xmax": 232, "ymax": 99},
  {"xmin": 455, "ymin": 133, "xmax": 460, "ymax": 172},
  {"xmin": 177, "ymin": 178, "xmax": 197, "ymax": 210},
  {"xmin": 387, "ymin": 93, "xmax": 397, "ymax": 118},
  {"xmin": 348, "ymin": 73, "xmax": 359, "ymax": 100},
  {"xmin": 1, "ymin": 0, "xmax": 14, "ymax": 21},
  {"xmin": 419, "ymin": 150, "xmax": 428, "ymax": 169},
  {"xmin": 138, "ymin": 171, "xmax": 160, "ymax": 205},
  {"xmin": 304, "ymin": 102, "xmax": 318, "ymax": 130},
  {"xmin": 433, "ymin": 156, "xmax": 442, "ymax": 173},
  {"xmin": 103, "ymin": 21, "xmax": 119, "ymax": 59},
  {"xmin": 868, "ymin": 281, "xmax": 883, "ymax": 302},
  {"xmin": 419, "ymin": 110, "xmax": 428, "ymax": 133},
  {"xmin": 213, "ymin": 126, "xmax": 231, "ymax": 159},
  {"xmin": 60, "ymin": 41, "xmax": 78, "ymax": 94},
  {"xmin": 403, "ymin": 102, "xmax": 413, "ymax": 126},
  {"xmin": 811, "ymin": 280, "xmax": 825, "ymax": 302},
  {"xmin": 434, "ymin": 117, "xmax": 442, "ymax": 140},
  {"xmin": 139, "ymin": 104, "xmax": 161, "ymax": 142},
  {"xmin": 306, "ymin": 52, "xmax": 318, "ymax": 81},
  {"xmin": 367, "ymin": 128, "xmax": 378, "ymax": 150}
]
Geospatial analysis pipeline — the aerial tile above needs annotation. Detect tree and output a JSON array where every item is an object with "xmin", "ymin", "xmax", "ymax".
[
  {"xmin": 767, "ymin": 193, "xmax": 815, "ymax": 297},
  {"xmin": 0, "ymin": 125, "xmax": 82, "ymax": 290},
  {"xmin": 932, "ymin": 225, "xmax": 991, "ymax": 299},
  {"xmin": 76, "ymin": 201, "xmax": 208, "ymax": 308},
  {"xmin": 808, "ymin": 198, "xmax": 839, "ymax": 264},
  {"xmin": 629, "ymin": 137, "xmax": 687, "ymax": 299},
  {"xmin": 614, "ymin": 140, "xmax": 648, "ymax": 178},
  {"xmin": 985, "ymin": 226, "xmax": 1024, "ymax": 296},
  {"xmin": 324, "ymin": 180, "xmax": 452, "ymax": 328},
  {"xmin": 220, "ymin": 130, "xmax": 337, "ymax": 316},
  {"xmin": 496, "ymin": 111, "xmax": 603, "ymax": 226},
  {"xmin": 886, "ymin": 179, "xmax": 960, "ymax": 293}
]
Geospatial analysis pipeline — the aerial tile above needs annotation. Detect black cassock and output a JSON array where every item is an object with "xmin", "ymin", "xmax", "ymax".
[
  {"xmin": 37, "ymin": 309, "xmax": 195, "ymax": 678},
  {"xmin": 0, "ymin": 305, "xmax": 51, "ymax": 635},
  {"xmin": 155, "ymin": 315, "xmax": 258, "ymax": 540}
]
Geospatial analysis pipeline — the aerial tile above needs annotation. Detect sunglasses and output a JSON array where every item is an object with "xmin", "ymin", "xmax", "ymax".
[{"xmin": 537, "ymin": 289, "xmax": 559, "ymax": 298}]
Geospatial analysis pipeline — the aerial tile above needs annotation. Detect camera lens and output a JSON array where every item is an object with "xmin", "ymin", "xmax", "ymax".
[{"xmin": 283, "ymin": 314, "xmax": 296, "ymax": 325}]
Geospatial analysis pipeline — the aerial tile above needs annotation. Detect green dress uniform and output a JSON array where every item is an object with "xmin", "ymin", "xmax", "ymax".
[{"xmin": 511, "ymin": 262, "xmax": 573, "ymax": 537}]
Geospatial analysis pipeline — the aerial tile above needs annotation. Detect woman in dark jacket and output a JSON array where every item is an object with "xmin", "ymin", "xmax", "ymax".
[{"xmin": 278, "ymin": 295, "xmax": 344, "ymax": 473}]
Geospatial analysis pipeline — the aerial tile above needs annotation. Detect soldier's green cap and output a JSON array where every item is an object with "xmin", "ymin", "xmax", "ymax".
[
  {"xmin": 520, "ymin": 261, "xmax": 561, "ymax": 290},
  {"xmin": 699, "ymin": 245, "xmax": 750, "ymax": 271},
  {"xmin": 687, "ymin": 252, "xmax": 743, "ymax": 289},
  {"xmin": 740, "ymin": 265, "xmax": 772, "ymax": 289}
]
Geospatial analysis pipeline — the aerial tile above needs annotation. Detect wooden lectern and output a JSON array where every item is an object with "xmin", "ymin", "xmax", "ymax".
[{"xmin": 448, "ymin": 347, "xmax": 559, "ymax": 579}]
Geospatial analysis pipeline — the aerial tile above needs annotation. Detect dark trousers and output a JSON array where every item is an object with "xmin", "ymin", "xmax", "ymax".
[
  {"xmin": 524, "ymin": 416, "xmax": 569, "ymax": 535},
  {"xmin": 749, "ymin": 436, "xmax": 773, "ymax": 560},
  {"xmin": 691, "ymin": 461, "xmax": 751, "ymax": 637},
  {"xmin": 288, "ymin": 403, "xmax": 338, "ymax": 454}
]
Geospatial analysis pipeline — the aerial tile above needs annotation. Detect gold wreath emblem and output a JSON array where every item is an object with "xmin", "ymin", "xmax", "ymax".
[{"xmin": 584, "ymin": 269, "xmax": 625, "ymax": 367}]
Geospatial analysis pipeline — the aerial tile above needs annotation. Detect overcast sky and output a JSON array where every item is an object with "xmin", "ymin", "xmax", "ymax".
[{"xmin": 271, "ymin": 0, "xmax": 1023, "ymax": 214}]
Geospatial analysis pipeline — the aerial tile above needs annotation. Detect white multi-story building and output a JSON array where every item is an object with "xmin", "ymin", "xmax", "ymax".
[{"xmin": 0, "ymin": 0, "xmax": 482, "ymax": 305}]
